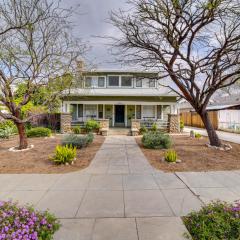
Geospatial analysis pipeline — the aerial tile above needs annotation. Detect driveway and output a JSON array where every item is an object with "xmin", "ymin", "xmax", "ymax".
[
  {"xmin": 184, "ymin": 126, "xmax": 240, "ymax": 144},
  {"xmin": 0, "ymin": 136, "xmax": 240, "ymax": 239}
]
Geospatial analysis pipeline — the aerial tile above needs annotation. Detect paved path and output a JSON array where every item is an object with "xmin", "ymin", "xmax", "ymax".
[
  {"xmin": 184, "ymin": 127, "xmax": 240, "ymax": 144},
  {"xmin": 1, "ymin": 136, "xmax": 240, "ymax": 239}
]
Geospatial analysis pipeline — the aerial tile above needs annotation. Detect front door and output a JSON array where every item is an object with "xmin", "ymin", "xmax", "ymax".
[{"xmin": 115, "ymin": 105, "xmax": 125, "ymax": 126}]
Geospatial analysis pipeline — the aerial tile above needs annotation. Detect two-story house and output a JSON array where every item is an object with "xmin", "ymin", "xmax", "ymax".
[{"xmin": 60, "ymin": 68, "xmax": 179, "ymax": 134}]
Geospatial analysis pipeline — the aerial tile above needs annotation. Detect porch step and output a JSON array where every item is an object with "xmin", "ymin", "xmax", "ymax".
[{"xmin": 108, "ymin": 128, "xmax": 131, "ymax": 136}]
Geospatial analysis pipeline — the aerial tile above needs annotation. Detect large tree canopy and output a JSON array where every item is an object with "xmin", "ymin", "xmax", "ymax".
[
  {"xmin": 110, "ymin": 0, "xmax": 240, "ymax": 146},
  {"xmin": 0, "ymin": 0, "xmax": 86, "ymax": 149}
]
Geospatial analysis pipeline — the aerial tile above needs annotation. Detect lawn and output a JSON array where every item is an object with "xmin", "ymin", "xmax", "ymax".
[
  {"xmin": 0, "ymin": 134, "xmax": 105, "ymax": 173},
  {"xmin": 136, "ymin": 134, "xmax": 240, "ymax": 172}
]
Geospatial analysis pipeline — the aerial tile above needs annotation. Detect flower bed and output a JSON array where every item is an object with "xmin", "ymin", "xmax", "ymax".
[
  {"xmin": 0, "ymin": 201, "xmax": 60, "ymax": 239},
  {"xmin": 183, "ymin": 201, "xmax": 240, "ymax": 239}
]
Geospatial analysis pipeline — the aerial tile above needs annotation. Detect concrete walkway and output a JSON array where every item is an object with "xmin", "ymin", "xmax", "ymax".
[
  {"xmin": 1, "ymin": 136, "xmax": 240, "ymax": 239},
  {"xmin": 184, "ymin": 126, "xmax": 240, "ymax": 144}
]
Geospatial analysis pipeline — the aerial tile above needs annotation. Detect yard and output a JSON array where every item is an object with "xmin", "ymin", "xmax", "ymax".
[
  {"xmin": 0, "ymin": 134, "xmax": 105, "ymax": 174},
  {"xmin": 136, "ymin": 134, "xmax": 240, "ymax": 172}
]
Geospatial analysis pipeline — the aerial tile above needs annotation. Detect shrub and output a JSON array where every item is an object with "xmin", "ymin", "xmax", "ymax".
[
  {"xmin": 85, "ymin": 120, "xmax": 100, "ymax": 133},
  {"xmin": 0, "ymin": 127, "xmax": 16, "ymax": 139},
  {"xmin": 139, "ymin": 126, "xmax": 148, "ymax": 135},
  {"xmin": 27, "ymin": 127, "xmax": 51, "ymax": 138},
  {"xmin": 194, "ymin": 132, "xmax": 202, "ymax": 139},
  {"xmin": 165, "ymin": 149, "xmax": 177, "ymax": 163},
  {"xmin": 72, "ymin": 126, "xmax": 81, "ymax": 134},
  {"xmin": 151, "ymin": 123, "xmax": 158, "ymax": 132},
  {"xmin": 62, "ymin": 133, "xmax": 94, "ymax": 149},
  {"xmin": 183, "ymin": 201, "xmax": 240, "ymax": 240},
  {"xmin": 51, "ymin": 144, "xmax": 76, "ymax": 165},
  {"xmin": 180, "ymin": 120, "xmax": 184, "ymax": 131},
  {"xmin": 142, "ymin": 132, "xmax": 172, "ymax": 149},
  {"xmin": 0, "ymin": 200, "xmax": 60, "ymax": 239},
  {"xmin": 0, "ymin": 120, "xmax": 17, "ymax": 138}
]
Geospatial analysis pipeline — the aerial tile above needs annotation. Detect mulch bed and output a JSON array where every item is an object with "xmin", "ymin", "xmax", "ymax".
[
  {"xmin": 136, "ymin": 135, "xmax": 240, "ymax": 172},
  {"xmin": 0, "ymin": 134, "xmax": 105, "ymax": 174}
]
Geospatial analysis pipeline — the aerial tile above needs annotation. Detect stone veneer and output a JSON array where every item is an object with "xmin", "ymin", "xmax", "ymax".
[
  {"xmin": 168, "ymin": 114, "xmax": 180, "ymax": 133},
  {"xmin": 60, "ymin": 113, "xmax": 72, "ymax": 133},
  {"xmin": 131, "ymin": 120, "xmax": 141, "ymax": 130},
  {"xmin": 98, "ymin": 119, "xmax": 109, "ymax": 129}
]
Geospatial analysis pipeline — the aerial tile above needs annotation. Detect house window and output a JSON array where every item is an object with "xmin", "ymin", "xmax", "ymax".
[
  {"xmin": 149, "ymin": 79, "xmax": 155, "ymax": 87},
  {"xmin": 98, "ymin": 104, "xmax": 103, "ymax": 119},
  {"xmin": 85, "ymin": 77, "xmax": 92, "ymax": 87},
  {"xmin": 85, "ymin": 105, "xmax": 97, "ymax": 118},
  {"xmin": 108, "ymin": 76, "xmax": 120, "ymax": 87},
  {"xmin": 136, "ymin": 79, "xmax": 142, "ymax": 87},
  {"xmin": 136, "ymin": 105, "xmax": 141, "ymax": 119},
  {"xmin": 142, "ymin": 105, "xmax": 155, "ymax": 119},
  {"xmin": 78, "ymin": 104, "xmax": 83, "ymax": 118},
  {"xmin": 157, "ymin": 105, "xmax": 162, "ymax": 119},
  {"xmin": 98, "ymin": 77, "xmax": 105, "ymax": 87},
  {"xmin": 121, "ymin": 76, "xmax": 132, "ymax": 87}
]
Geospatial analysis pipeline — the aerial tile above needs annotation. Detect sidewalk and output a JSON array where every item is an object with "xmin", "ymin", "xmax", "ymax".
[
  {"xmin": 1, "ymin": 136, "xmax": 240, "ymax": 239},
  {"xmin": 184, "ymin": 127, "xmax": 240, "ymax": 144}
]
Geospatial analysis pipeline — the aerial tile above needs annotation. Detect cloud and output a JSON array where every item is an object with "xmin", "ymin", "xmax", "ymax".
[{"xmin": 61, "ymin": 0, "xmax": 127, "ymax": 68}]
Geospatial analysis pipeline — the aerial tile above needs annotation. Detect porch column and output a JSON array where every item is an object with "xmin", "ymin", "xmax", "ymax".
[
  {"xmin": 125, "ymin": 105, "xmax": 128, "ymax": 127},
  {"xmin": 103, "ymin": 104, "xmax": 105, "ymax": 119},
  {"xmin": 97, "ymin": 104, "xmax": 99, "ymax": 119},
  {"xmin": 155, "ymin": 105, "xmax": 157, "ymax": 120},
  {"xmin": 135, "ymin": 105, "xmax": 137, "ymax": 120},
  {"xmin": 112, "ymin": 104, "xmax": 115, "ymax": 127},
  {"xmin": 60, "ymin": 113, "xmax": 72, "ymax": 133}
]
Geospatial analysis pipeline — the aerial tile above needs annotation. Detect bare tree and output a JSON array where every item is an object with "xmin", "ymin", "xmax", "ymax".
[
  {"xmin": 0, "ymin": 0, "xmax": 86, "ymax": 149},
  {"xmin": 110, "ymin": 0, "xmax": 240, "ymax": 147}
]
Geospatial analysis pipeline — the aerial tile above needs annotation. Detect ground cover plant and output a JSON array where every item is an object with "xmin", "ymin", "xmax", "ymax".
[
  {"xmin": 51, "ymin": 145, "xmax": 76, "ymax": 165},
  {"xmin": 27, "ymin": 127, "xmax": 52, "ymax": 138},
  {"xmin": 62, "ymin": 133, "xmax": 94, "ymax": 149},
  {"xmin": 0, "ymin": 200, "xmax": 60, "ymax": 240},
  {"xmin": 0, "ymin": 120, "xmax": 17, "ymax": 139},
  {"xmin": 142, "ymin": 132, "xmax": 172, "ymax": 149},
  {"xmin": 183, "ymin": 201, "xmax": 240, "ymax": 240},
  {"xmin": 72, "ymin": 126, "xmax": 81, "ymax": 134}
]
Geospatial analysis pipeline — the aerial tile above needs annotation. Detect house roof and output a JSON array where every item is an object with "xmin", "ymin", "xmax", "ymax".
[{"xmin": 61, "ymin": 88, "xmax": 178, "ymax": 97}]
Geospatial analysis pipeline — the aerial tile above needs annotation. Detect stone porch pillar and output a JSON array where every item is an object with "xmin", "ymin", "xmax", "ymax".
[
  {"xmin": 60, "ymin": 113, "xmax": 72, "ymax": 133},
  {"xmin": 168, "ymin": 114, "xmax": 180, "ymax": 133}
]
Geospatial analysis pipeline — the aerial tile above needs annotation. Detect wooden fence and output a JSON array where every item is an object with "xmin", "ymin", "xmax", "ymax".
[{"xmin": 180, "ymin": 111, "xmax": 219, "ymax": 129}]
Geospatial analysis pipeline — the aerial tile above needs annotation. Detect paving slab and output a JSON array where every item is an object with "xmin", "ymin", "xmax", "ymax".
[
  {"xmin": 162, "ymin": 188, "xmax": 202, "ymax": 216},
  {"xmin": 37, "ymin": 190, "xmax": 84, "ymax": 218},
  {"xmin": 123, "ymin": 174, "xmax": 158, "ymax": 190},
  {"xmin": 137, "ymin": 217, "xmax": 189, "ymax": 240},
  {"xmin": 15, "ymin": 174, "xmax": 60, "ymax": 191},
  {"xmin": 176, "ymin": 172, "xmax": 224, "ymax": 188},
  {"xmin": 192, "ymin": 187, "xmax": 239, "ymax": 204},
  {"xmin": 124, "ymin": 190, "xmax": 173, "ymax": 217},
  {"xmin": 76, "ymin": 190, "xmax": 124, "ymax": 218},
  {"xmin": 92, "ymin": 218, "xmax": 138, "ymax": 240},
  {"xmin": 4, "ymin": 190, "xmax": 46, "ymax": 206},
  {"xmin": 53, "ymin": 219, "xmax": 95, "ymax": 240},
  {"xmin": 51, "ymin": 174, "xmax": 91, "ymax": 190},
  {"xmin": 88, "ymin": 175, "xmax": 123, "ymax": 190},
  {"xmin": 0, "ymin": 174, "xmax": 26, "ymax": 191},
  {"xmin": 107, "ymin": 165, "xmax": 130, "ymax": 174},
  {"xmin": 154, "ymin": 173, "xmax": 186, "ymax": 189}
]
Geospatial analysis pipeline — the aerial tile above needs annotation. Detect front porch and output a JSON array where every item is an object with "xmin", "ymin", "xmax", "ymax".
[{"xmin": 63, "ymin": 102, "xmax": 178, "ymax": 129}]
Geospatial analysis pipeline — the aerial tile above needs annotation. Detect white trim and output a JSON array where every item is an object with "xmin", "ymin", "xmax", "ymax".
[
  {"xmin": 63, "ymin": 100, "xmax": 177, "ymax": 106},
  {"xmin": 112, "ymin": 104, "xmax": 115, "ymax": 127}
]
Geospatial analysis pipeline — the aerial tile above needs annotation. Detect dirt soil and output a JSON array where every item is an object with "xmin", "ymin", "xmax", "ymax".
[
  {"xmin": 0, "ymin": 134, "xmax": 105, "ymax": 174},
  {"xmin": 136, "ymin": 135, "xmax": 240, "ymax": 172}
]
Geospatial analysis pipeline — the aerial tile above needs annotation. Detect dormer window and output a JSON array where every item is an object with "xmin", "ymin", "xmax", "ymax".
[
  {"xmin": 98, "ymin": 77, "xmax": 105, "ymax": 87},
  {"xmin": 108, "ymin": 76, "xmax": 120, "ymax": 87},
  {"xmin": 149, "ymin": 79, "xmax": 155, "ymax": 87},
  {"xmin": 85, "ymin": 77, "xmax": 92, "ymax": 87},
  {"xmin": 136, "ymin": 79, "xmax": 142, "ymax": 87},
  {"xmin": 121, "ymin": 76, "xmax": 132, "ymax": 87}
]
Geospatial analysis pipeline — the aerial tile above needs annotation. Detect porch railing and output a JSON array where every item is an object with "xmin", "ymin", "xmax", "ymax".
[{"xmin": 140, "ymin": 119, "xmax": 169, "ymax": 131}]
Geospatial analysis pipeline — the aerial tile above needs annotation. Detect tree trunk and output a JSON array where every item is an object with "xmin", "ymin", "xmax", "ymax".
[
  {"xmin": 15, "ymin": 122, "xmax": 28, "ymax": 150},
  {"xmin": 200, "ymin": 111, "xmax": 221, "ymax": 147}
]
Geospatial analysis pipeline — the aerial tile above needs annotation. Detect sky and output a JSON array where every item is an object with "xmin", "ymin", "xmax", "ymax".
[{"xmin": 61, "ymin": 0, "xmax": 128, "ymax": 69}]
